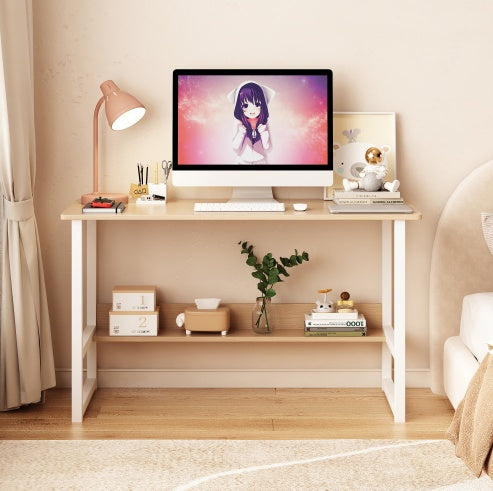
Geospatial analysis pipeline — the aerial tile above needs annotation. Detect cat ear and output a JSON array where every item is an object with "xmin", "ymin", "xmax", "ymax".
[
  {"xmin": 226, "ymin": 87, "xmax": 237, "ymax": 104},
  {"xmin": 261, "ymin": 85, "xmax": 275, "ymax": 104}
]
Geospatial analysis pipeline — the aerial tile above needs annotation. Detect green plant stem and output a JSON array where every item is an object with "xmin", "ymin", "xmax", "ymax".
[{"xmin": 256, "ymin": 296, "xmax": 270, "ymax": 332}]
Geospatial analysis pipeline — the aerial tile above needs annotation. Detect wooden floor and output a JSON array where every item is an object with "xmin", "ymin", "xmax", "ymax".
[{"xmin": 0, "ymin": 388, "xmax": 454, "ymax": 440}]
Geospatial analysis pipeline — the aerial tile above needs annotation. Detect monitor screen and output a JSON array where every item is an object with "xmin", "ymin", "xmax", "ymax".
[{"xmin": 172, "ymin": 69, "xmax": 333, "ymax": 188}]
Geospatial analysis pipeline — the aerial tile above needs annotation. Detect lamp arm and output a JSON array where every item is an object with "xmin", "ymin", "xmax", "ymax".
[{"xmin": 93, "ymin": 96, "xmax": 105, "ymax": 194}]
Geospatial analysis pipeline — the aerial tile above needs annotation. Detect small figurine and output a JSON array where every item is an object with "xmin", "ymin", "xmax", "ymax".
[
  {"xmin": 337, "ymin": 291, "xmax": 355, "ymax": 313},
  {"xmin": 314, "ymin": 288, "xmax": 334, "ymax": 312},
  {"xmin": 342, "ymin": 146, "xmax": 400, "ymax": 193}
]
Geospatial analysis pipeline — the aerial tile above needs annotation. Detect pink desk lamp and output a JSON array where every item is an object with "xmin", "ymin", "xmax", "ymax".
[{"xmin": 81, "ymin": 80, "xmax": 146, "ymax": 205}]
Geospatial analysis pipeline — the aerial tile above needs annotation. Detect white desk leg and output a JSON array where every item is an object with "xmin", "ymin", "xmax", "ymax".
[
  {"xmin": 86, "ymin": 221, "xmax": 97, "ymax": 385},
  {"xmin": 71, "ymin": 220, "xmax": 83, "ymax": 422},
  {"xmin": 381, "ymin": 222, "xmax": 392, "ymax": 386},
  {"xmin": 393, "ymin": 220, "xmax": 406, "ymax": 422}
]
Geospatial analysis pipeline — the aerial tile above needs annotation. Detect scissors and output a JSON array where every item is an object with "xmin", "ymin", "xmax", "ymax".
[{"xmin": 161, "ymin": 160, "xmax": 172, "ymax": 184}]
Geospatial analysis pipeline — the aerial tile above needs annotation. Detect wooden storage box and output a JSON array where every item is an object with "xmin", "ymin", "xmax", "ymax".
[
  {"xmin": 184, "ymin": 307, "xmax": 230, "ymax": 335},
  {"xmin": 112, "ymin": 285, "xmax": 156, "ymax": 312},
  {"xmin": 109, "ymin": 307, "xmax": 160, "ymax": 336}
]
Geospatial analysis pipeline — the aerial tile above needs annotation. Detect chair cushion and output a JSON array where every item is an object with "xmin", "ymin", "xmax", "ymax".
[{"xmin": 460, "ymin": 292, "xmax": 493, "ymax": 362}]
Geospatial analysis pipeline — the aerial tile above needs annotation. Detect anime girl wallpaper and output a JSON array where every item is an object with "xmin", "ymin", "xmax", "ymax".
[
  {"xmin": 175, "ymin": 73, "xmax": 329, "ymax": 166},
  {"xmin": 230, "ymin": 81, "xmax": 275, "ymax": 164}
]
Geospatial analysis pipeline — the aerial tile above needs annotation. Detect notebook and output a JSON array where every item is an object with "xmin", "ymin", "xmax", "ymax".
[{"xmin": 328, "ymin": 202, "xmax": 414, "ymax": 214}]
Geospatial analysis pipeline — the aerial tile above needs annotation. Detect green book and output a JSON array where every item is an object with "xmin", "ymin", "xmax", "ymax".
[
  {"xmin": 305, "ymin": 326, "xmax": 367, "ymax": 332},
  {"xmin": 304, "ymin": 330, "xmax": 366, "ymax": 337}
]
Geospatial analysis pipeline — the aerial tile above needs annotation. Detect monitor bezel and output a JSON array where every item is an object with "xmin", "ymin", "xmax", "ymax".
[{"xmin": 172, "ymin": 68, "xmax": 333, "ymax": 172}]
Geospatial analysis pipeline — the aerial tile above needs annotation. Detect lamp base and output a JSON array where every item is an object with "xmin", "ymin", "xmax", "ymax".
[{"xmin": 81, "ymin": 192, "xmax": 129, "ymax": 205}]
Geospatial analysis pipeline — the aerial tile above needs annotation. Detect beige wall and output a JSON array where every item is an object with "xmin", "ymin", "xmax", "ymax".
[{"xmin": 33, "ymin": 0, "xmax": 493, "ymax": 386}]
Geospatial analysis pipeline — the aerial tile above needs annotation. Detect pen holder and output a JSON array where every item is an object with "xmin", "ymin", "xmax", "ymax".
[
  {"xmin": 129, "ymin": 183, "xmax": 148, "ymax": 200},
  {"xmin": 148, "ymin": 183, "xmax": 167, "ymax": 201}
]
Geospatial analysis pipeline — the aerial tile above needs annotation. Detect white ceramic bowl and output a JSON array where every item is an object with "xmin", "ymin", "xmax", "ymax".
[
  {"xmin": 293, "ymin": 203, "xmax": 308, "ymax": 211},
  {"xmin": 194, "ymin": 298, "xmax": 221, "ymax": 309}
]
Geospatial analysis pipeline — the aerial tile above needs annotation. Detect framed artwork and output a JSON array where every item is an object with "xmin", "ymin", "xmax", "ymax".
[{"xmin": 324, "ymin": 112, "xmax": 397, "ymax": 200}]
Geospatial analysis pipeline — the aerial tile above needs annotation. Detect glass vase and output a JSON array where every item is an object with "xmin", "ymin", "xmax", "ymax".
[{"xmin": 252, "ymin": 296, "xmax": 275, "ymax": 334}]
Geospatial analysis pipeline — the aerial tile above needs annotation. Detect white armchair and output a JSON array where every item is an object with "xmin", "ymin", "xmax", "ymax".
[{"xmin": 444, "ymin": 293, "xmax": 493, "ymax": 409}]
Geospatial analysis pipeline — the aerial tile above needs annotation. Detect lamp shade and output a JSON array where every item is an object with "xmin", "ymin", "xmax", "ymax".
[{"xmin": 100, "ymin": 80, "xmax": 146, "ymax": 130}]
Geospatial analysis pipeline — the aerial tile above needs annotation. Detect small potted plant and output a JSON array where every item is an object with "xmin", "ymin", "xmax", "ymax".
[{"xmin": 239, "ymin": 241, "xmax": 309, "ymax": 334}]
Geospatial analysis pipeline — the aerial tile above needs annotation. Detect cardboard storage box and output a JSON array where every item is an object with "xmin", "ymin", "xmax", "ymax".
[
  {"xmin": 112, "ymin": 285, "xmax": 156, "ymax": 312},
  {"xmin": 109, "ymin": 307, "xmax": 160, "ymax": 336}
]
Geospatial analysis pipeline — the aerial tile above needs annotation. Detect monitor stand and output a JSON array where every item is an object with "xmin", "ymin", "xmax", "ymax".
[{"xmin": 228, "ymin": 187, "xmax": 280, "ymax": 204}]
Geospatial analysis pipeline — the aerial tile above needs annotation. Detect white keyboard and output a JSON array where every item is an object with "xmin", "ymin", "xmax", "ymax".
[{"xmin": 194, "ymin": 201, "xmax": 285, "ymax": 212}]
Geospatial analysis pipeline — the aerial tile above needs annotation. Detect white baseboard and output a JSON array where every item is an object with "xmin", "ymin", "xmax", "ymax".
[{"xmin": 55, "ymin": 368, "xmax": 430, "ymax": 389}]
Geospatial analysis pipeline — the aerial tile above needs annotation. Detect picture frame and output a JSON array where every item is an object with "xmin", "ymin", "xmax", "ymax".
[{"xmin": 324, "ymin": 112, "xmax": 397, "ymax": 200}]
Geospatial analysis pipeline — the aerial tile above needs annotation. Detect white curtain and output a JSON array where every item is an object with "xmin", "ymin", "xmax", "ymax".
[{"xmin": 0, "ymin": 0, "xmax": 55, "ymax": 410}]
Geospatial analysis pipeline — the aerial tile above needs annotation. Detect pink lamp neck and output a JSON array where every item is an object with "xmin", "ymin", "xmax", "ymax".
[{"xmin": 93, "ymin": 95, "xmax": 105, "ymax": 194}]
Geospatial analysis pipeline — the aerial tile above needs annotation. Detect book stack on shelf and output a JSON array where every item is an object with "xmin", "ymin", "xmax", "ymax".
[
  {"xmin": 328, "ymin": 190, "xmax": 413, "ymax": 214},
  {"xmin": 304, "ymin": 309, "xmax": 367, "ymax": 337}
]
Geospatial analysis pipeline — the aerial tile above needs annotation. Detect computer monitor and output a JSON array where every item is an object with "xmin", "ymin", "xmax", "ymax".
[{"xmin": 172, "ymin": 69, "xmax": 333, "ymax": 201}]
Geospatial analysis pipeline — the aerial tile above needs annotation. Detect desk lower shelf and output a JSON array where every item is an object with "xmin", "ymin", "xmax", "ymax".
[
  {"xmin": 94, "ymin": 327, "xmax": 385, "ymax": 343},
  {"xmin": 95, "ymin": 302, "xmax": 384, "ymax": 343}
]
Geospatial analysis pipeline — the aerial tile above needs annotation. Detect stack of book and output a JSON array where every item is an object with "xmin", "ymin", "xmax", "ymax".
[
  {"xmin": 328, "ymin": 190, "xmax": 413, "ymax": 214},
  {"xmin": 304, "ymin": 309, "xmax": 367, "ymax": 337},
  {"xmin": 82, "ymin": 197, "xmax": 125, "ymax": 213},
  {"xmin": 332, "ymin": 189, "xmax": 403, "ymax": 205}
]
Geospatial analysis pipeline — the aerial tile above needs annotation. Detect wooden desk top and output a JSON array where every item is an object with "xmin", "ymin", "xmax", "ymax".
[{"xmin": 61, "ymin": 200, "xmax": 422, "ymax": 222}]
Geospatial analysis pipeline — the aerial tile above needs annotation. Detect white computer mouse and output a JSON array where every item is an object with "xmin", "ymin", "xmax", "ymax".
[{"xmin": 293, "ymin": 203, "xmax": 308, "ymax": 211}]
